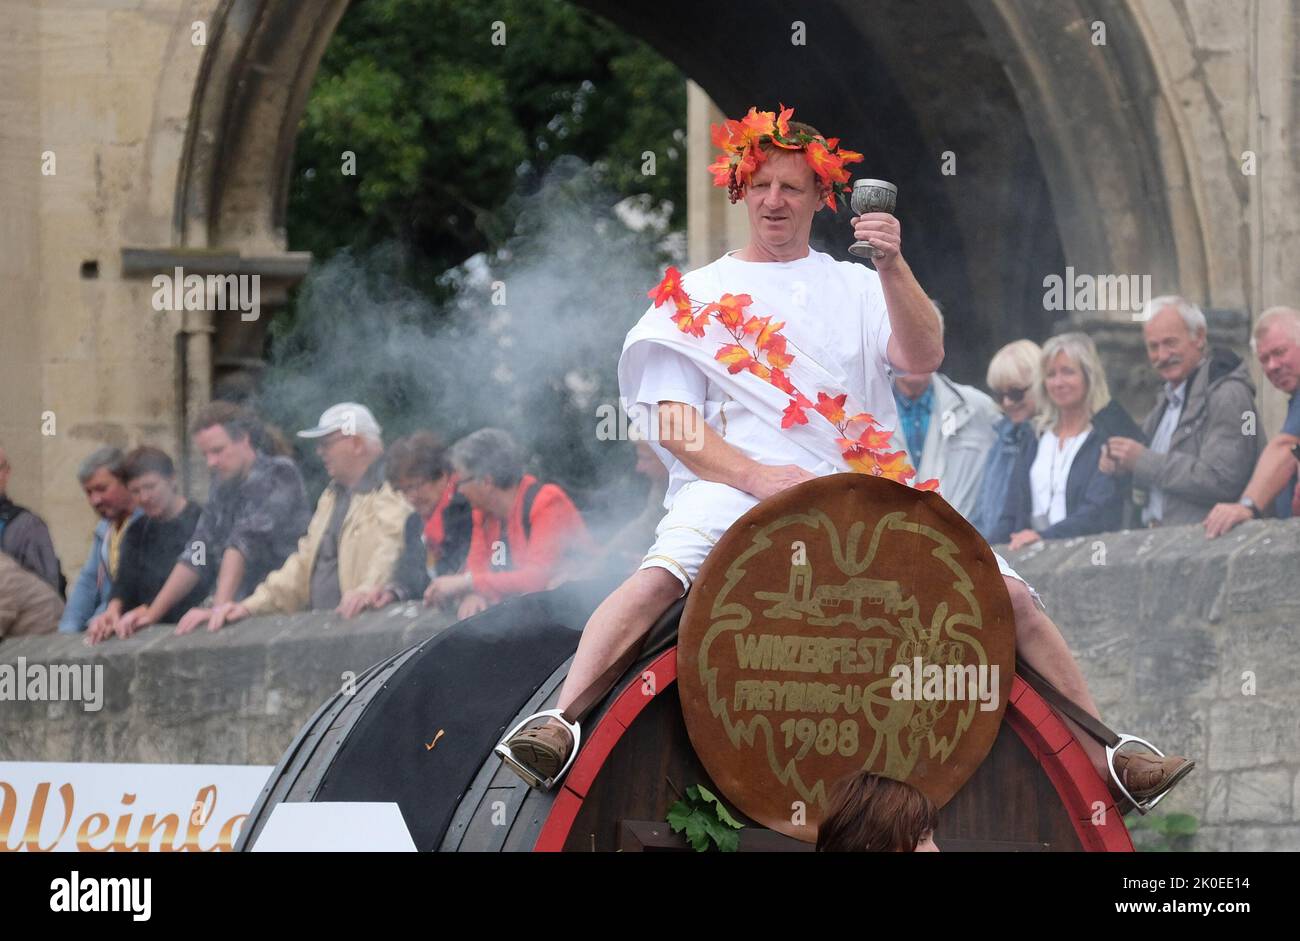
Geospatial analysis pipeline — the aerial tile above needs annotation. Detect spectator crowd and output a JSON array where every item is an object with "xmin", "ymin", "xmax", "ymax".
[{"xmin": 1, "ymin": 298, "xmax": 1297, "ymax": 640}]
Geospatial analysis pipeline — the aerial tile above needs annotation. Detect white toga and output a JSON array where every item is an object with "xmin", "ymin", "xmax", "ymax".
[{"xmin": 617, "ymin": 247, "xmax": 1041, "ymax": 609}]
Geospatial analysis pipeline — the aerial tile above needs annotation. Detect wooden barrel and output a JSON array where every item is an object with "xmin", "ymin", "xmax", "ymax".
[{"xmin": 238, "ymin": 479, "xmax": 1134, "ymax": 852}]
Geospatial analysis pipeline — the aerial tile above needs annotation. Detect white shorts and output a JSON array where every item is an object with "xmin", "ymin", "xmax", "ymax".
[{"xmin": 638, "ymin": 479, "xmax": 1046, "ymax": 613}]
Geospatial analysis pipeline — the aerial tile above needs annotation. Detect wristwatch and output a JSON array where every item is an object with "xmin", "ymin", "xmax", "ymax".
[{"xmin": 1238, "ymin": 496, "xmax": 1261, "ymax": 519}]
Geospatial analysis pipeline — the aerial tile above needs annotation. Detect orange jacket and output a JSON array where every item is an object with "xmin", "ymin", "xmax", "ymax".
[{"xmin": 465, "ymin": 474, "xmax": 592, "ymax": 602}]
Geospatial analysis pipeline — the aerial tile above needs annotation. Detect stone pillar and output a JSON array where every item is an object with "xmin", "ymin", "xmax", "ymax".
[{"xmin": 686, "ymin": 82, "xmax": 749, "ymax": 270}]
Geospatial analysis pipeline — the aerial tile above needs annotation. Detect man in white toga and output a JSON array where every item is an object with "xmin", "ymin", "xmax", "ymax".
[{"xmin": 498, "ymin": 108, "xmax": 1192, "ymax": 808}]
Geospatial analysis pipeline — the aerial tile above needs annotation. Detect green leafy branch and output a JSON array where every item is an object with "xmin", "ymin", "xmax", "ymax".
[
  {"xmin": 1127, "ymin": 812, "xmax": 1198, "ymax": 852},
  {"xmin": 666, "ymin": 784, "xmax": 744, "ymax": 852}
]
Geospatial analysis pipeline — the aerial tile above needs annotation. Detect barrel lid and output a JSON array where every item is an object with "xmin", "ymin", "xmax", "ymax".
[{"xmin": 677, "ymin": 473, "xmax": 1015, "ymax": 842}]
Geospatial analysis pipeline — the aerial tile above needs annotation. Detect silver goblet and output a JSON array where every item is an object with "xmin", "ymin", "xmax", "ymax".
[{"xmin": 848, "ymin": 178, "xmax": 898, "ymax": 262}]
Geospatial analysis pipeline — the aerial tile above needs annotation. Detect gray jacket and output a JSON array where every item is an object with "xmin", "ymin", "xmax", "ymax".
[
  {"xmin": 1132, "ymin": 347, "xmax": 1261, "ymax": 526},
  {"xmin": 889, "ymin": 374, "xmax": 1000, "ymax": 522}
]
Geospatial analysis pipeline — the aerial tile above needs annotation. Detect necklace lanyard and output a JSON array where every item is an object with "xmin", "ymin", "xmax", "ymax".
[{"xmin": 1049, "ymin": 426, "xmax": 1088, "ymax": 508}]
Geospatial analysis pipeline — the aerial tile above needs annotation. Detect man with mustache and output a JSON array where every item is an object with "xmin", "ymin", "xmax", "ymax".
[{"xmin": 1100, "ymin": 296, "xmax": 1260, "ymax": 527}]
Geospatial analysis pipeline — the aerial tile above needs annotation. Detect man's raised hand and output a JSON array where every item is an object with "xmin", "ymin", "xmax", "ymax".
[{"xmin": 851, "ymin": 212, "xmax": 902, "ymax": 269}]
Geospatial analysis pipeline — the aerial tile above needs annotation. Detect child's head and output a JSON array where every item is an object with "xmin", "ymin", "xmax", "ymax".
[{"xmin": 815, "ymin": 771, "xmax": 939, "ymax": 852}]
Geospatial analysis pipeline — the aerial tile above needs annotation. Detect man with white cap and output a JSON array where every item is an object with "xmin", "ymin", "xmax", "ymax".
[{"xmin": 205, "ymin": 402, "xmax": 427, "ymax": 629}]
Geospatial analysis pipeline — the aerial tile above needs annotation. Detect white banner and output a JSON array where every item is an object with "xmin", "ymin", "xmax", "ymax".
[{"xmin": 0, "ymin": 761, "xmax": 273, "ymax": 852}]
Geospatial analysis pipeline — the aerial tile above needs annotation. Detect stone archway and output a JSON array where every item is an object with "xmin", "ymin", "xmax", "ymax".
[{"xmin": 143, "ymin": 0, "xmax": 1270, "ymax": 442}]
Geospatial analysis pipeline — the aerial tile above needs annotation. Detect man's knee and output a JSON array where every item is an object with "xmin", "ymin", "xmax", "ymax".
[
  {"xmin": 628, "ymin": 565, "xmax": 687, "ymax": 610},
  {"xmin": 1003, "ymin": 576, "xmax": 1040, "ymax": 629}
]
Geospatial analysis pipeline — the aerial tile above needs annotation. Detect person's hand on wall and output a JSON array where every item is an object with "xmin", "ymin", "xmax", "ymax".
[
  {"xmin": 363, "ymin": 586, "xmax": 397, "ymax": 611},
  {"xmin": 174, "ymin": 606, "xmax": 212, "ymax": 636},
  {"xmin": 207, "ymin": 601, "xmax": 250, "ymax": 632},
  {"xmin": 424, "ymin": 572, "xmax": 472, "ymax": 607},
  {"xmin": 113, "ymin": 605, "xmax": 149, "ymax": 641},
  {"xmin": 1008, "ymin": 529, "xmax": 1042, "ymax": 551},
  {"xmin": 337, "ymin": 588, "xmax": 377, "ymax": 619},
  {"xmin": 85, "ymin": 610, "xmax": 117, "ymax": 645},
  {"xmin": 457, "ymin": 593, "xmax": 489, "ymax": 620},
  {"xmin": 1203, "ymin": 502, "xmax": 1252, "ymax": 539}
]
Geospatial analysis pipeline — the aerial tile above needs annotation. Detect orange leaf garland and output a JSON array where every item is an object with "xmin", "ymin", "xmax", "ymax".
[
  {"xmin": 782, "ymin": 392, "xmax": 814, "ymax": 428},
  {"xmin": 739, "ymin": 107, "xmax": 776, "ymax": 142},
  {"xmin": 649, "ymin": 265, "xmax": 934, "ymax": 495},
  {"xmin": 713, "ymin": 293, "xmax": 753, "ymax": 331},
  {"xmin": 707, "ymin": 153, "xmax": 734, "ymax": 188},
  {"xmin": 847, "ymin": 422, "xmax": 893, "ymax": 450},
  {"xmin": 715, "ymin": 344, "xmax": 755, "ymax": 374},
  {"xmin": 814, "ymin": 392, "xmax": 848, "ymax": 425},
  {"xmin": 648, "ymin": 266, "xmax": 686, "ymax": 307},
  {"xmin": 769, "ymin": 367, "xmax": 796, "ymax": 395},
  {"xmin": 754, "ymin": 317, "xmax": 785, "ymax": 351}
]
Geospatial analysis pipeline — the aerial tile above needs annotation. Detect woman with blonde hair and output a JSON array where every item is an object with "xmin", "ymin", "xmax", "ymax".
[
  {"xmin": 991, "ymin": 332, "xmax": 1145, "ymax": 546},
  {"xmin": 970, "ymin": 339, "xmax": 1042, "ymax": 540}
]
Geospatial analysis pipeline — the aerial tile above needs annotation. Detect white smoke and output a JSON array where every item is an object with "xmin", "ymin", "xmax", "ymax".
[{"xmin": 259, "ymin": 155, "xmax": 682, "ymax": 529}]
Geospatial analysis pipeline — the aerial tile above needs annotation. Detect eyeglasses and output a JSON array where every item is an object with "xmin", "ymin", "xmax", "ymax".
[{"xmin": 994, "ymin": 386, "xmax": 1029, "ymax": 404}]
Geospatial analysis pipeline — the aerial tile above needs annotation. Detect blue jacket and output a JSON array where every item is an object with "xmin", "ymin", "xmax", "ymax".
[
  {"xmin": 990, "ymin": 400, "xmax": 1145, "ymax": 544},
  {"xmin": 57, "ymin": 512, "xmax": 141, "ymax": 633},
  {"xmin": 970, "ymin": 417, "xmax": 1034, "ymax": 541}
]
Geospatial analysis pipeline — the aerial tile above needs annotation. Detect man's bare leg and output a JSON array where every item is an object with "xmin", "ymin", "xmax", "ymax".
[
  {"xmin": 500, "ymin": 566, "xmax": 684, "ymax": 784},
  {"xmin": 1004, "ymin": 575, "xmax": 1193, "ymax": 802},
  {"xmin": 555, "ymin": 566, "xmax": 684, "ymax": 711},
  {"xmin": 1004, "ymin": 576, "xmax": 1106, "ymax": 772}
]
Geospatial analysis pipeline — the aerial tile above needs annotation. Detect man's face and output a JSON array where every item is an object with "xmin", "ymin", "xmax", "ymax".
[
  {"xmin": 1143, "ymin": 306, "xmax": 1205, "ymax": 386},
  {"xmin": 0, "ymin": 447, "xmax": 10, "ymax": 497},
  {"xmin": 194, "ymin": 425, "xmax": 255, "ymax": 481},
  {"xmin": 1256, "ymin": 322, "xmax": 1300, "ymax": 395},
  {"xmin": 743, "ymin": 150, "xmax": 826, "ymax": 255},
  {"xmin": 128, "ymin": 471, "xmax": 177, "ymax": 519},
  {"xmin": 314, "ymin": 431, "xmax": 374, "ymax": 487},
  {"xmin": 83, "ymin": 466, "xmax": 133, "ymax": 521},
  {"xmin": 894, "ymin": 374, "xmax": 933, "ymax": 401}
]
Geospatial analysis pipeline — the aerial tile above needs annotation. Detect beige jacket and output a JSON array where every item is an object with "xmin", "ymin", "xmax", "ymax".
[
  {"xmin": 242, "ymin": 474, "xmax": 414, "ymax": 616},
  {"xmin": 0, "ymin": 552, "xmax": 63, "ymax": 637}
]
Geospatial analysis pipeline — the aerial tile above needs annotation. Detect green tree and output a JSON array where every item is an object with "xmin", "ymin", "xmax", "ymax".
[{"xmin": 286, "ymin": 0, "xmax": 686, "ymax": 288}]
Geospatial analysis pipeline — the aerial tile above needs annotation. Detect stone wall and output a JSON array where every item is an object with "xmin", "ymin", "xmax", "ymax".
[
  {"xmin": 0, "ymin": 603, "xmax": 450, "ymax": 766},
  {"xmin": 3, "ymin": 519, "xmax": 1297, "ymax": 850},
  {"xmin": 1004, "ymin": 517, "xmax": 1300, "ymax": 851}
]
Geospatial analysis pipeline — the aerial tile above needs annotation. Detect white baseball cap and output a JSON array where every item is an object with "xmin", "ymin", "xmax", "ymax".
[{"xmin": 297, "ymin": 402, "xmax": 383, "ymax": 440}]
